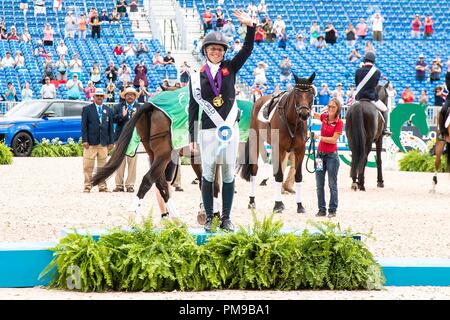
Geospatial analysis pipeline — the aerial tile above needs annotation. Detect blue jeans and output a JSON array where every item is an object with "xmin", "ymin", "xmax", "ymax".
[{"xmin": 315, "ymin": 152, "xmax": 339, "ymax": 212}]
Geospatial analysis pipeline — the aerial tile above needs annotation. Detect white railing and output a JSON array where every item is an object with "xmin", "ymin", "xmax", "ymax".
[
  {"xmin": 173, "ymin": 0, "xmax": 188, "ymax": 50},
  {"xmin": 146, "ymin": 0, "xmax": 161, "ymax": 41}
]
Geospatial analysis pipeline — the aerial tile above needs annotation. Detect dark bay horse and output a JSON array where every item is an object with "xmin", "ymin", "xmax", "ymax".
[
  {"xmin": 431, "ymin": 112, "xmax": 450, "ymax": 192},
  {"xmin": 345, "ymin": 84, "xmax": 388, "ymax": 191},
  {"xmin": 240, "ymin": 73, "xmax": 316, "ymax": 214}
]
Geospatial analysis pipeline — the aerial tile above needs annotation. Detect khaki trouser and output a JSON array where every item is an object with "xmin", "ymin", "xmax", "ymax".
[
  {"xmin": 83, "ymin": 145, "xmax": 108, "ymax": 190},
  {"xmin": 282, "ymin": 152, "xmax": 296, "ymax": 190},
  {"xmin": 115, "ymin": 155, "xmax": 137, "ymax": 188},
  {"xmin": 173, "ymin": 165, "xmax": 182, "ymax": 187}
]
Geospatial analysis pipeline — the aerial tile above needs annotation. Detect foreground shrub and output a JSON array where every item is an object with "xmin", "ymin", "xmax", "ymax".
[
  {"xmin": 0, "ymin": 140, "xmax": 13, "ymax": 165},
  {"xmin": 32, "ymin": 138, "xmax": 83, "ymax": 157},
  {"xmin": 399, "ymin": 150, "xmax": 447, "ymax": 172}
]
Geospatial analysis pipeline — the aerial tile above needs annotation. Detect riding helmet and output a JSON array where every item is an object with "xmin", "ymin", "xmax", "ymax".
[
  {"xmin": 364, "ymin": 51, "xmax": 376, "ymax": 63},
  {"xmin": 201, "ymin": 31, "xmax": 229, "ymax": 56}
]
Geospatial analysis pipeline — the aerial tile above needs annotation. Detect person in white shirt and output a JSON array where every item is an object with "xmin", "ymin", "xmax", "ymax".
[
  {"xmin": 387, "ymin": 83, "xmax": 397, "ymax": 110},
  {"xmin": 273, "ymin": 15, "xmax": 286, "ymax": 37},
  {"xmin": 253, "ymin": 61, "xmax": 268, "ymax": 85},
  {"xmin": 40, "ymin": 77, "xmax": 56, "ymax": 99},
  {"xmin": 257, "ymin": 0, "xmax": 268, "ymax": 15},
  {"xmin": 64, "ymin": 11, "xmax": 77, "ymax": 39},
  {"xmin": 15, "ymin": 50, "xmax": 25, "ymax": 68},
  {"xmin": 123, "ymin": 42, "xmax": 137, "ymax": 57},
  {"xmin": 34, "ymin": 0, "xmax": 47, "ymax": 17},
  {"xmin": 371, "ymin": 12, "xmax": 384, "ymax": 42},
  {"xmin": 56, "ymin": 55, "xmax": 69, "ymax": 81},
  {"xmin": 247, "ymin": 2, "xmax": 258, "ymax": 18},
  {"xmin": 233, "ymin": 39, "xmax": 242, "ymax": 53},
  {"xmin": 69, "ymin": 53, "xmax": 83, "ymax": 79},
  {"xmin": 118, "ymin": 61, "xmax": 131, "ymax": 83},
  {"xmin": 21, "ymin": 82, "xmax": 33, "ymax": 101},
  {"xmin": 56, "ymin": 40, "xmax": 68, "ymax": 56},
  {"xmin": 221, "ymin": 19, "xmax": 236, "ymax": 42},
  {"xmin": 2, "ymin": 52, "xmax": 15, "ymax": 68},
  {"xmin": 332, "ymin": 83, "xmax": 345, "ymax": 105}
]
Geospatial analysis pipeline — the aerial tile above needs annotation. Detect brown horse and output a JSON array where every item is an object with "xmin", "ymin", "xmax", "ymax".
[
  {"xmin": 240, "ymin": 73, "xmax": 316, "ymax": 213},
  {"xmin": 345, "ymin": 84, "xmax": 388, "ymax": 191},
  {"xmin": 431, "ymin": 112, "xmax": 450, "ymax": 192}
]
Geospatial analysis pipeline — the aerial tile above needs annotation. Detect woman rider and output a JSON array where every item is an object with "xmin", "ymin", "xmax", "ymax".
[{"xmin": 189, "ymin": 10, "xmax": 255, "ymax": 232}]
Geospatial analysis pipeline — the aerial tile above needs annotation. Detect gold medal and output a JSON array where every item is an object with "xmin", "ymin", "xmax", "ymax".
[{"xmin": 213, "ymin": 95, "xmax": 224, "ymax": 107}]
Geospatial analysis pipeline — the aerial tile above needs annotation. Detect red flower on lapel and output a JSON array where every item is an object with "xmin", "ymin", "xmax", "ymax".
[
  {"xmin": 200, "ymin": 65, "xmax": 206, "ymax": 73},
  {"xmin": 221, "ymin": 68, "xmax": 230, "ymax": 77}
]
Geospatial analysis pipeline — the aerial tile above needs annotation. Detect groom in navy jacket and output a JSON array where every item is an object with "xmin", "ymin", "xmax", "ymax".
[{"xmin": 81, "ymin": 88, "xmax": 114, "ymax": 192}]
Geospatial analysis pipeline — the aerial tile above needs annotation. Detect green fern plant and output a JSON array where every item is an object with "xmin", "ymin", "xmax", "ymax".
[{"xmin": 399, "ymin": 150, "xmax": 447, "ymax": 172}]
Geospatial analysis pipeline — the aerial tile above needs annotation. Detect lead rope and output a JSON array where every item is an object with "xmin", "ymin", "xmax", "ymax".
[{"xmin": 305, "ymin": 110, "xmax": 316, "ymax": 174}]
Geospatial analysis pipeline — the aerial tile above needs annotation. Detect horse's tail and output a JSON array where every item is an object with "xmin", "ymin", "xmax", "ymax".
[
  {"xmin": 92, "ymin": 103, "xmax": 153, "ymax": 186},
  {"xmin": 240, "ymin": 138, "xmax": 252, "ymax": 182},
  {"xmin": 349, "ymin": 103, "xmax": 366, "ymax": 173}
]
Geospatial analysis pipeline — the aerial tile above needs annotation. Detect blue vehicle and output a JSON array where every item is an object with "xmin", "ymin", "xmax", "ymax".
[{"xmin": 0, "ymin": 100, "xmax": 90, "ymax": 156}]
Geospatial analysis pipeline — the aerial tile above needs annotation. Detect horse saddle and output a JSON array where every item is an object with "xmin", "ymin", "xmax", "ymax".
[{"xmin": 257, "ymin": 91, "xmax": 287, "ymax": 123}]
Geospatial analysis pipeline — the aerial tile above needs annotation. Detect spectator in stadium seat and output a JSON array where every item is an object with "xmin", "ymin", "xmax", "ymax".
[
  {"xmin": 424, "ymin": 16, "xmax": 433, "ymax": 39},
  {"xmin": 66, "ymin": 74, "xmax": 84, "ymax": 100},
  {"xmin": 279, "ymin": 55, "xmax": 292, "ymax": 83},
  {"xmin": 252, "ymin": 83, "xmax": 266, "ymax": 102},
  {"xmin": 124, "ymin": 42, "xmax": 137, "ymax": 57},
  {"xmin": 203, "ymin": 7, "xmax": 213, "ymax": 35},
  {"xmin": 88, "ymin": 7, "xmax": 97, "ymax": 21},
  {"xmin": 117, "ymin": 0, "xmax": 128, "ymax": 17},
  {"xmin": 179, "ymin": 61, "xmax": 191, "ymax": 87},
  {"xmin": 257, "ymin": 0, "xmax": 268, "ymax": 16},
  {"xmin": 133, "ymin": 62, "xmax": 148, "ymax": 88},
  {"xmin": 233, "ymin": 39, "xmax": 242, "ymax": 52},
  {"xmin": 64, "ymin": 11, "xmax": 77, "ymax": 39},
  {"xmin": 238, "ymin": 22, "xmax": 247, "ymax": 40},
  {"xmin": 277, "ymin": 28, "xmax": 288, "ymax": 50},
  {"xmin": 43, "ymin": 54, "xmax": 55, "ymax": 81},
  {"xmin": 273, "ymin": 15, "xmax": 286, "ymax": 37},
  {"xmin": 53, "ymin": 0, "xmax": 61, "ymax": 12},
  {"xmin": 430, "ymin": 59, "xmax": 442, "ymax": 83},
  {"xmin": 255, "ymin": 25, "xmax": 265, "ymax": 45},
  {"xmin": 137, "ymin": 42, "xmax": 148, "ymax": 57},
  {"xmin": 316, "ymin": 35, "xmax": 326, "ymax": 49},
  {"xmin": 34, "ymin": 40, "xmax": 48, "ymax": 58},
  {"xmin": 221, "ymin": 18, "xmax": 236, "ymax": 42},
  {"xmin": 387, "ymin": 83, "xmax": 397, "ymax": 109},
  {"xmin": 152, "ymin": 51, "xmax": 164, "ymax": 65},
  {"xmin": 21, "ymin": 82, "xmax": 33, "ymax": 101},
  {"xmin": 309, "ymin": 21, "xmax": 320, "ymax": 46},
  {"xmin": 118, "ymin": 61, "xmax": 131, "ymax": 83},
  {"xmin": 113, "ymin": 44, "xmax": 124, "ymax": 56},
  {"xmin": 370, "ymin": 12, "xmax": 384, "ymax": 43},
  {"xmin": 55, "ymin": 55, "xmax": 68, "ymax": 82},
  {"xmin": 356, "ymin": 18, "xmax": 368, "ymax": 40},
  {"xmin": 130, "ymin": 0, "xmax": 138, "ymax": 13},
  {"xmin": 69, "ymin": 53, "xmax": 83, "ymax": 80},
  {"xmin": 137, "ymin": 79, "xmax": 151, "ymax": 103},
  {"xmin": 40, "ymin": 77, "xmax": 56, "ymax": 99},
  {"xmin": 324, "ymin": 22, "xmax": 338, "ymax": 45},
  {"xmin": 215, "ymin": 7, "xmax": 224, "ymax": 31},
  {"xmin": 85, "ymin": 81, "xmax": 96, "ymax": 101},
  {"xmin": 0, "ymin": 28, "xmax": 7, "ymax": 40},
  {"xmin": 401, "ymin": 85, "xmax": 415, "ymax": 103},
  {"xmin": 105, "ymin": 61, "xmax": 118, "ymax": 82},
  {"xmin": 19, "ymin": 0, "xmax": 29, "ymax": 15},
  {"xmin": 106, "ymin": 79, "xmax": 116, "ymax": 103},
  {"xmin": 21, "ymin": 27, "xmax": 31, "ymax": 42},
  {"xmin": 34, "ymin": 0, "xmax": 46, "ymax": 17},
  {"xmin": 14, "ymin": 50, "xmax": 25, "ymax": 68},
  {"xmin": 419, "ymin": 89, "xmax": 429, "ymax": 106},
  {"xmin": 345, "ymin": 23, "xmax": 356, "ymax": 47},
  {"xmin": 118, "ymin": 79, "xmax": 130, "ymax": 103},
  {"xmin": 90, "ymin": 63, "xmax": 102, "ymax": 86},
  {"xmin": 348, "ymin": 48, "xmax": 361, "ymax": 63},
  {"xmin": 43, "ymin": 24, "xmax": 55, "ymax": 46},
  {"xmin": 8, "ymin": 26, "xmax": 19, "ymax": 41},
  {"xmin": 2, "ymin": 52, "xmax": 15, "ymax": 68},
  {"xmin": 332, "ymin": 83, "xmax": 345, "ymax": 105},
  {"xmin": 434, "ymin": 86, "xmax": 444, "ymax": 106},
  {"xmin": 247, "ymin": 2, "xmax": 258, "ymax": 18},
  {"xmin": 346, "ymin": 84, "xmax": 355, "ymax": 106},
  {"xmin": 110, "ymin": 7, "xmax": 121, "ymax": 23},
  {"xmin": 56, "ymin": 40, "xmax": 68, "ymax": 57},
  {"xmin": 411, "ymin": 14, "xmax": 421, "ymax": 39},
  {"xmin": 295, "ymin": 32, "xmax": 305, "ymax": 50},
  {"xmin": 415, "ymin": 54, "xmax": 427, "ymax": 82},
  {"xmin": 263, "ymin": 18, "xmax": 275, "ymax": 43},
  {"xmin": 101, "ymin": 9, "xmax": 110, "ymax": 24},
  {"xmin": 163, "ymin": 51, "xmax": 175, "ymax": 65},
  {"xmin": 253, "ymin": 61, "xmax": 268, "ymax": 86},
  {"xmin": 364, "ymin": 40, "xmax": 375, "ymax": 54},
  {"xmin": 78, "ymin": 14, "xmax": 87, "ymax": 39},
  {"xmin": 90, "ymin": 12, "xmax": 102, "ymax": 39},
  {"xmin": 5, "ymin": 83, "xmax": 17, "ymax": 102}
]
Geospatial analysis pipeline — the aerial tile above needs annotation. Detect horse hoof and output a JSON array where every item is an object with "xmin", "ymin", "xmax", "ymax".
[
  {"xmin": 351, "ymin": 183, "xmax": 358, "ymax": 191},
  {"xmin": 432, "ymin": 176, "xmax": 438, "ymax": 185},
  {"xmin": 273, "ymin": 201, "xmax": 285, "ymax": 214},
  {"xmin": 358, "ymin": 186, "xmax": 366, "ymax": 191},
  {"xmin": 197, "ymin": 210, "xmax": 206, "ymax": 225},
  {"xmin": 297, "ymin": 203, "xmax": 306, "ymax": 214},
  {"xmin": 377, "ymin": 182, "xmax": 384, "ymax": 188},
  {"xmin": 248, "ymin": 202, "xmax": 256, "ymax": 209}
]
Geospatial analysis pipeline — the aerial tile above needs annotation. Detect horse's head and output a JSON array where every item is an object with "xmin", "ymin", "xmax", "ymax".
[
  {"xmin": 290, "ymin": 72, "xmax": 316, "ymax": 121},
  {"xmin": 377, "ymin": 83, "xmax": 389, "ymax": 106}
]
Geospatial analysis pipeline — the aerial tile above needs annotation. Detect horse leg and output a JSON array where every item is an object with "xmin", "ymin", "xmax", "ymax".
[
  {"xmin": 375, "ymin": 137, "xmax": 384, "ymax": 188},
  {"xmin": 272, "ymin": 149, "xmax": 287, "ymax": 213},
  {"xmin": 432, "ymin": 140, "xmax": 445, "ymax": 193},
  {"xmin": 155, "ymin": 177, "xmax": 178, "ymax": 219},
  {"xmin": 294, "ymin": 149, "xmax": 306, "ymax": 214},
  {"xmin": 248, "ymin": 131, "xmax": 261, "ymax": 209},
  {"xmin": 357, "ymin": 145, "xmax": 371, "ymax": 191}
]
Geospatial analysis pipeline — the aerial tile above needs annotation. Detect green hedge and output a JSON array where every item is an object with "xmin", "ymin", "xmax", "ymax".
[
  {"xmin": 40, "ymin": 215, "xmax": 385, "ymax": 292},
  {"xmin": 31, "ymin": 138, "xmax": 83, "ymax": 157},
  {"xmin": 399, "ymin": 150, "xmax": 447, "ymax": 172},
  {"xmin": 0, "ymin": 140, "xmax": 13, "ymax": 165}
]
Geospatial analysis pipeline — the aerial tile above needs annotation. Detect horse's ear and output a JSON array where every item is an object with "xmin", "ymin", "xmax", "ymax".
[
  {"xmin": 384, "ymin": 81, "xmax": 389, "ymax": 89},
  {"xmin": 308, "ymin": 72, "xmax": 316, "ymax": 84},
  {"xmin": 293, "ymin": 73, "xmax": 300, "ymax": 84}
]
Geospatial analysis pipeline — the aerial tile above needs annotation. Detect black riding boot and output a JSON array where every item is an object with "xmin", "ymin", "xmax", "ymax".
[
  {"xmin": 382, "ymin": 110, "xmax": 391, "ymax": 136},
  {"xmin": 201, "ymin": 177, "xmax": 214, "ymax": 233},
  {"xmin": 220, "ymin": 180, "xmax": 235, "ymax": 232}
]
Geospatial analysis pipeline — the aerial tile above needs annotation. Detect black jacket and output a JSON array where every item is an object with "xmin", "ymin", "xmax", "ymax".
[
  {"xmin": 188, "ymin": 25, "xmax": 255, "ymax": 143},
  {"xmin": 81, "ymin": 103, "xmax": 114, "ymax": 146},
  {"xmin": 113, "ymin": 101, "xmax": 141, "ymax": 142},
  {"xmin": 355, "ymin": 63, "xmax": 381, "ymax": 101}
]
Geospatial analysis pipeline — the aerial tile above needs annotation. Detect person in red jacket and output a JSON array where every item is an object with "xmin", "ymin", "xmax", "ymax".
[{"xmin": 424, "ymin": 15, "xmax": 433, "ymax": 39}]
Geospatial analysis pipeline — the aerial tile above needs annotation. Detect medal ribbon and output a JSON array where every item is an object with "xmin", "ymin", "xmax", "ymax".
[{"xmin": 204, "ymin": 63, "xmax": 222, "ymax": 97}]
